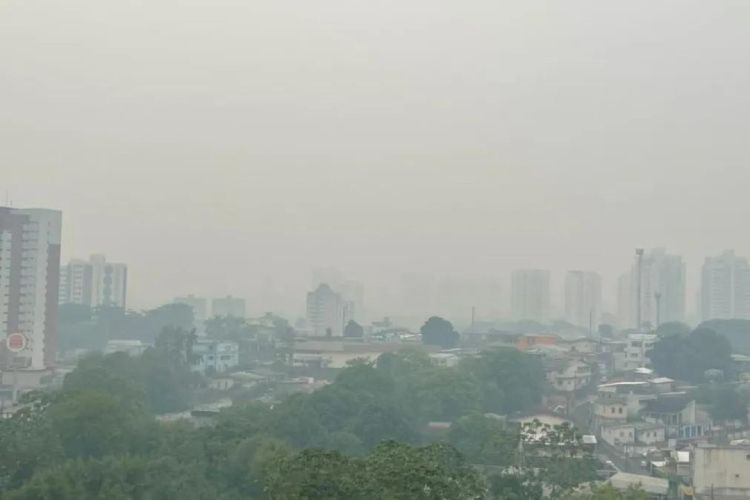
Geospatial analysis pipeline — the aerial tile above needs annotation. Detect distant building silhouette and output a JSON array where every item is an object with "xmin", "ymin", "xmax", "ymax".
[
  {"xmin": 511, "ymin": 269, "xmax": 550, "ymax": 322},
  {"xmin": 701, "ymin": 250, "xmax": 750, "ymax": 321},
  {"xmin": 565, "ymin": 271, "xmax": 602, "ymax": 330},
  {"xmin": 174, "ymin": 295, "xmax": 208, "ymax": 326},
  {"xmin": 59, "ymin": 254, "xmax": 127, "ymax": 308},
  {"xmin": 211, "ymin": 295, "xmax": 246, "ymax": 318},
  {"xmin": 618, "ymin": 248, "xmax": 685, "ymax": 329},
  {"xmin": 306, "ymin": 284, "xmax": 353, "ymax": 337}
]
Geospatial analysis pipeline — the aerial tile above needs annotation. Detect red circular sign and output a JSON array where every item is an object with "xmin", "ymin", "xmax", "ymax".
[{"xmin": 6, "ymin": 333, "xmax": 27, "ymax": 353}]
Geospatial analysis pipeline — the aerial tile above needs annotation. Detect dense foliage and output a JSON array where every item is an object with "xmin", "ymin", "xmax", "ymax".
[
  {"xmin": 698, "ymin": 319, "xmax": 750, "ymax": 354},
  {"xmin": 2, "ymin": 330, "xmax": 600, "ymax": 498},
  {"xmin": 420, "ymin": 316, "xmax": 459, "ymax": 348},
  {"xmin": 59, "ymin": 303, "xmax": 194, "ymax": 351},
  {"xmin": 649, "ymin": 327, "xmax": 733, "ymax": 383}
]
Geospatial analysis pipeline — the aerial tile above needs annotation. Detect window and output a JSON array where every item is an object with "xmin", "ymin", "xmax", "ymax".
[{"xmin": 618, "ymin": 408, "xmax": 623, "ymax": 414}]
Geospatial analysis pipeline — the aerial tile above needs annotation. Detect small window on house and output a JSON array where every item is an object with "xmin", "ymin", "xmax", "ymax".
[
  {"xmin": 619, "ymin": 408, "xmax": 623, "ymax": 414},
  {"xmin": 746, "ymin": 455, "xmax": 750, "ymax": 461}
]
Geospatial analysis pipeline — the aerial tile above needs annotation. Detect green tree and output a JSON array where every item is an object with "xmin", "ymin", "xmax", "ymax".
[
  {"xmin": 410, "ymin": 367, "xmax": 480, "ymax": 421},
  {"xmin": 363, "ymin": 441, "xmax": 485, "ymax": 500},
  {"xmin": 695, "ymin": 383, "xmax": 750, "ymax": 423},
  {"xmin": 460, "ymin": 348, "xmax": 544, "ymax": 414},
  {"xmin": 205, "ymin": 315, "xmax": 253, "ymax": 342},
  {"xmin": 699, "ymin": 319, "xmax": 750, "ymax": 354},
  {"xmin": 4, "ymin": 456, "xmax": 219, "ymax": 500},
  {"xmin": 488, "ymin": 471, "xmax": 543, "ymax": 500},
  {"xmin": 447, "ymin": 414, "xmax": 518, "ymax": 465},
  {"xmin": 654, "ymin": 321, "xmax": 691, "ymax": 337},
  {"xmin": 48, "ymin": 390, "xmax": 155, "ymax": 459},
  {"xmin": 649, "ymin": 328, "xmax": 733, "ymax": 383},
  {"xmin": 344, "ymin": 320, "xmax": 365, "ymax": 338},
  {"xmin": 421, "ymin": 316, "xmax": 459, "ymax": 348},
  {"xmin": 0, "ymin": 394, "xmax": 64, "ymax": 492}
]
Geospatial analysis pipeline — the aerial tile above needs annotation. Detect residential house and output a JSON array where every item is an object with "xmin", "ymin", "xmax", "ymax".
[{"xmin": 192, "ymin": 340, "xmax": 239, "ymax": 374}]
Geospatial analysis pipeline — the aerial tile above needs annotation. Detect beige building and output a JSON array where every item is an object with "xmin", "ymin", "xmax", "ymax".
[
  {"xmin": 0, "ymin": 207, "xmax": 62, "ymax": 371},
  {"xmin": 59, "ymin": 254, "xmax": 127, "ymax": 308},
  {"xmin": 693, "ymin": 445, "xmax": 750, "ymax": 500},
  {"xmin": 305, "ymin": 284, "xmax": 353, "ymax": 337}
]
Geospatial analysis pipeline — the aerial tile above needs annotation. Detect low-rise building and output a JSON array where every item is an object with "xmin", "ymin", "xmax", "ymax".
[
  {"xmin": 192, "ymin": 340, "xmax": 239, "ymax": 374},
  {"xmin": 601, "ymin": 423, "xmax": 635, "ymax": 448},
  {"xmin": 547, "ymin": 359, "xmax": 593, "ymax": 392},
  {"xmin": 429, "ymin": 352, "xmax": 460, "ymax": 367},
  {"xmin": 517, "ymin": 333, "xmax": 560, "ymax": 351},
  {"xmin": 594, "ymin": 396, "xmax": 628, "ymax": 431},
  {"xmin": 104, "ymin": 340, "xmax": 148, "ymax": 357},
  {"xmin": 291, "ymin": 339, "xmax": 428, "ymax": 369},
  {"xmin": 642, "ymin": 397, "xmax": 698, "ymax": 438},
  {"xmin": 620, "ymin": 334, "xmax": 657, "ymax": 371}
]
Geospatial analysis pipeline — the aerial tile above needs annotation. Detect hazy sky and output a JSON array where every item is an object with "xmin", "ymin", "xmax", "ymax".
[{"xmin": 3, "ymin": 0, "xmax": 749, "ymax": 317}]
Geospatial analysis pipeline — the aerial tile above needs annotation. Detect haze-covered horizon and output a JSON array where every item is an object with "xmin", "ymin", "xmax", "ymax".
[{"xmin": 4, "ymin": 0, "xmax": 750, "ymax": 318}]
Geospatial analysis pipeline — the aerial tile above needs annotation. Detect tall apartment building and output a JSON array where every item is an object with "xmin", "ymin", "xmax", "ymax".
[
  {"xmin": 700, "ymin": 250, "xmax": 750, "ymax": 321},
  {"xmin": 306, "ymin": 284, "xmax": 353, "ymax": 336},
  {"xmin": 211, "ymin": 296, "xmax": 246, "ymax": 318},
  {"xmin": 59, "ymin": 254, "xmax": 127, "ymax": 308},
  {"xmin": 0, "ymin": 207, "xmax": 62, "ymax": 370},
  {"xmin": 511, "ymin": 269, "xmax": 550, "ymax": 322},
  {"xmin": 564, "ymin": 271, "xmax": 602, "ymax": 330},
  {"xmin": 618, "ymin": 248, "xmax": 686, "ymax": 330},
  {"xmin": 341, "ymin": 280, "xmax": 365, "ymax": 323}
]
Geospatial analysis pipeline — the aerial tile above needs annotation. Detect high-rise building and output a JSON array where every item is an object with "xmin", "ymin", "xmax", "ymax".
[
  {"xmin": 211, "ymin": 296, "xmax": 246, "ymax": 318},
  {"xmin": 0, "ymin": 207, "xmax": 62, "ymax": 370},
  {"xmin": 618, "ymin": 248, "xmax": 685, "ymax": 330},
  {"xmin": 341, "ymin": 280, "xmax": 365, "ymax": 323},
  {"xmin": 564, "ymin": 271, "xmax": 602, "ymax": 330},
  {"xmin": 59, "ymin": 254, "xmax": 127, "ymax": 308},
  {"xmin": 312, "ymin": 266, "xmax": 344, "ymax": 292},
  {"xmin": 174, "ymin": 295, "xmax": 208, "ymax": 325},
  {"xmin": 306, "ymin": 284, "xmax": 352, "ymax": 336},
  {"xmin": 511, "ymin": 269, "xmax": 550, "ymax": 322},
  {"xmin": 700, "ymin": 250, "xmax": 750, "ymax": 321},
  {"xmin": 616, "ymin": 272, "xmax": 632, "ymax": 329}
]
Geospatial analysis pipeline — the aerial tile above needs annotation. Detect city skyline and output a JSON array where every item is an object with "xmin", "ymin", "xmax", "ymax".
[
  {"xmin": 45, "ymin": 240, "xmax": 750, "ymax": 326},
  {"xmin": 5, "ymin": 1, "xmax": 750, "ymax": 314}
]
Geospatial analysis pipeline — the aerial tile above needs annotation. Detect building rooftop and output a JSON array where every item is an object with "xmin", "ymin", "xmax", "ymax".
[
  {"xmin": 643, "ymin": 397, "xmax": 691, "ymax": 414},
  {"xmin": 599, "ymin": 381, "xmax": 649, "ymax": 389},
  {"xmin": 627, "ymin": 334, "xmax": 658, "ymax": 342},
  {"xmin": 633, "ymin": 421, "xmax": 665, "ymax": 431},
  {"xmin": 649, "ymin": 377, "xmax": 675, "ymax": 384}
]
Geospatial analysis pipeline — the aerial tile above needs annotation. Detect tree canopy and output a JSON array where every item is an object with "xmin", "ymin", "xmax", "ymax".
[
  {"xmin": 649, "ymin": 327, "xmax": 733, "ymax": 383},
  {"xmin": 2, "ymin": 340, "xmax": 591, "ymax": 498},
  {"xmin": 420, "ymin": 316, "xmax": 459, "ymax": 348}
]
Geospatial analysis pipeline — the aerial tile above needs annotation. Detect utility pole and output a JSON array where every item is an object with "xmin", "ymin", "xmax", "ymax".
[
  {"xmin": 636, "ymin": 249, "xmax": 644, "ymax": 332},
  {"xmin": 654, "ymin": 292, "xmax": 662, "ymax": 329}
]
